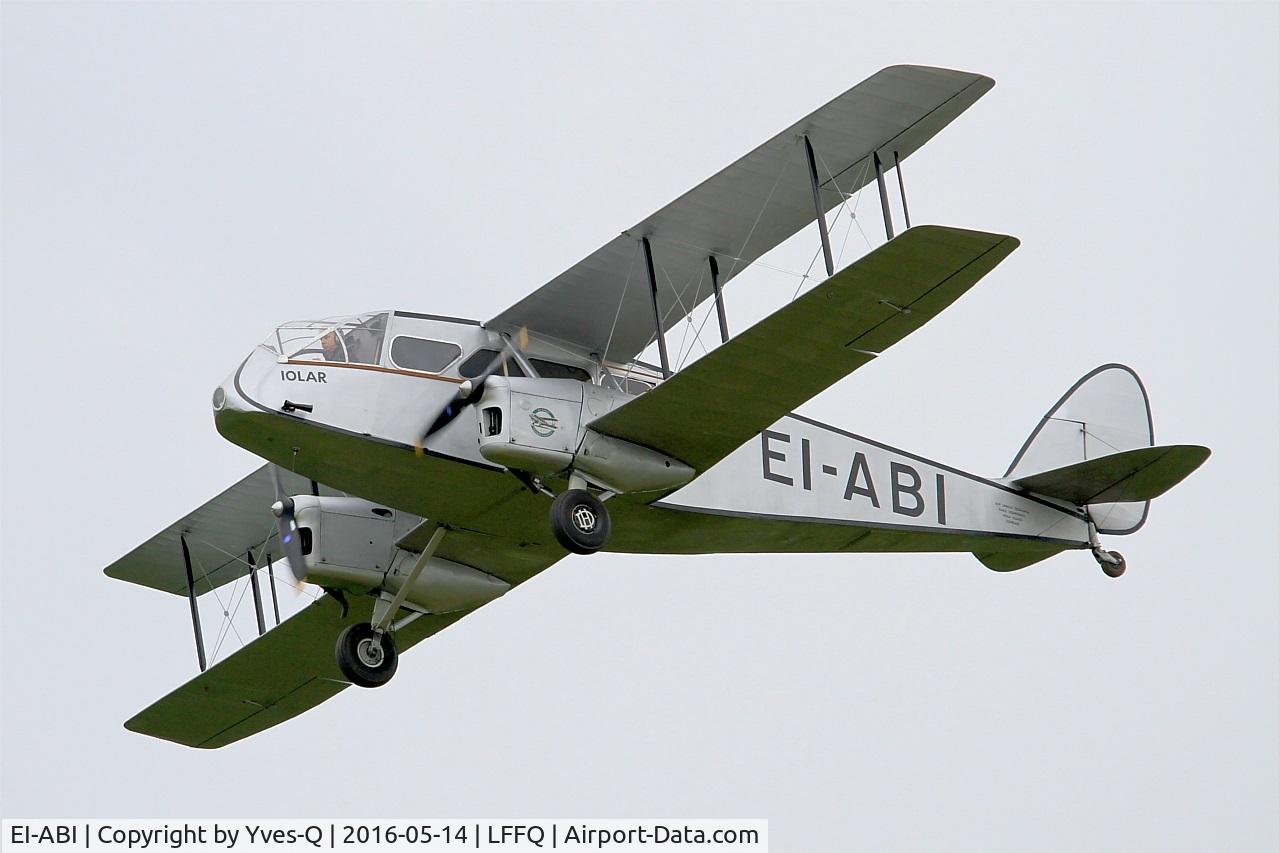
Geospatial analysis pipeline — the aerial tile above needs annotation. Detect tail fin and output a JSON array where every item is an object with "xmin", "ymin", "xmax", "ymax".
[
  {"xmin": 1004, "ymin": 363, "xmax": 1208, "ymax": 534},
  {"xmin": 975, "ymin": 365, "xmax": 1208, "ymax": 573},
  {"xmin": 974, "ymin": 365, "xmax": 1208, "ymax": 573}
]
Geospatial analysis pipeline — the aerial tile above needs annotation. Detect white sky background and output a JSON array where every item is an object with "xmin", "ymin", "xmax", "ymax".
[{"xmin": 2, "ymin": 2, "xmax": 1277, "ymax": 850}]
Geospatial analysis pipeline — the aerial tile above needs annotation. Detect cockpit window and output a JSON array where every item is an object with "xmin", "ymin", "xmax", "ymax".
[
  {"xmin": 458, "ymin": 349, "xmax": 592, "ymax": 383},
  {"xmin": 390, "ymin": 337, "xmax": 462, "ymax": 373},
  {"xmin": 266, "ymin": 313, "xmax": 388, "ymax": 365}
]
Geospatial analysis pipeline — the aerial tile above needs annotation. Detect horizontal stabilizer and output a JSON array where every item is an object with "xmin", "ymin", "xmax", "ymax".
[{"xmin": 1013, "ymin": 444, "xmax": 1210, "ymax": 505}]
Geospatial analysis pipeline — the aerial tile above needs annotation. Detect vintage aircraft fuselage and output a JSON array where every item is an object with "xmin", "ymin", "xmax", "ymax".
[
  {"xmin": 213, "ymin": 310, "xmax": 695, "ymax": 535},
  {"xmin": 213, "ymin": 307, "xmax": 1095, "ymax": 564}
]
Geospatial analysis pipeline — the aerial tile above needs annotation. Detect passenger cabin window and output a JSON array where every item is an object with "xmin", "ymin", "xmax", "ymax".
[
  {"xmin": 529, "ymin": 358, "xmax": 592, "ymax": 383},
  {"xmin": 458, "ymin": 349, "xmax": 592, "ymax": 383},
  {"xmin": 620, "ymin": 377, "xmax": 653, "ymax": 396},
  {"xmin": 459, "ymin": 349, "xmax": 521, "ymax": 378},
  {"xmin": 390, "ymin": 337, "xmax": 462, "ymax": 373}
]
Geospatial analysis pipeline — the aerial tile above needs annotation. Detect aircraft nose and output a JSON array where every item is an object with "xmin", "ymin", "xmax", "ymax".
[
  {"xmin": 211, "ymin": 363, "xmax": 259, "ymax": 446},
  {"xmin": 211, "ymin": 363, "xmax": 252, "ymax": 419}
]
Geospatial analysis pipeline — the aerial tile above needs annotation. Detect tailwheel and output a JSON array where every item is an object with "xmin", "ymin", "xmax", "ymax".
[
  {"xmin": 550, "ymin": 488, "xmax": 611, "ymax": 554},
  {"xmin": 336, "ymin": 622, "xmax": 398, "ymax": 687},
  {"xmin": 1096, "ymin": 549, "xmax": 1127, "ymax": 578}
]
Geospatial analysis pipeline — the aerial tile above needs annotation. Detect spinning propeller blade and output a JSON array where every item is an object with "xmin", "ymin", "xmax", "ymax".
[
  {"xmin": 270, "ymin": 466, "xmax": 308, "ymax": 589},
  {"xmin": 413, "ymin": 328, "xmax": 529, "ymax": 456}
]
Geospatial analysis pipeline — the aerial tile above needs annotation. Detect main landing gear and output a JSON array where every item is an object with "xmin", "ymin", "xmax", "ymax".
[
  {"xmin": 336, "ymin": 623, "xmax": 398, "ymax": 687},
  {"xmin": 334, "ymin": 524, "xmax": 444, "ymax": 687},
  {"xmin": 550, "ymin": 488, "xmax": 611, "ymax": 554}
]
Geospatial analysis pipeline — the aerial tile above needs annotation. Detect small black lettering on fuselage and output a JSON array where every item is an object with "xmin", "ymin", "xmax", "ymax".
[
  {"xmin": 281, "ymin": 369, "xmax": 327, "ymax": 383},
  {"xmin": 760, "ymin": 429, "xmax": 947, "ymax": 525}
]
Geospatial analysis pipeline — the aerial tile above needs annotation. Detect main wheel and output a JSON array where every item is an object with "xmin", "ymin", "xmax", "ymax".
[
  {"xmin": 336, "ymin": 622, "xmax": 398, "ymax": 687},
  {"xmin": 550, "ymin": 488, "xmax": 611, "ymax": 554},
  {"xmin": 1100, "ymin": 550, "xmax": 1127, "ymax": 578}
]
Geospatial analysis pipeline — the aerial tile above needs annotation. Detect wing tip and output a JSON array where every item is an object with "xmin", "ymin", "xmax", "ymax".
[{"xmin": 881, "ymin": 64, "xmax": 996, "ymax": 91}]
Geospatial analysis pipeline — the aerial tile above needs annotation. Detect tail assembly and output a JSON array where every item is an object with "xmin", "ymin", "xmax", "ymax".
[{"xmin": 976, "ymin": 364, "xmax": 1209, "ymax": 576}]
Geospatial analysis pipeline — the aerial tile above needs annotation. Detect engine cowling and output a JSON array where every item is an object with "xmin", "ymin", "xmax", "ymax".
[
  {"xmin": 290, "ymin": 496, "xmax": 509, "ymax": 612},
  {"xmin": 475, "ymin": 376, "xmax": 693, "ymax": 493}
]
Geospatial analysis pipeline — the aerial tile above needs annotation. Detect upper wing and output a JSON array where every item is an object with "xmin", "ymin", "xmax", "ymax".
[
  {"xmin": 104, "ymin": 466, "xmax": 341, "ymax": 596},
  {"xmin": 125, "ymin": 530, "xmax": 565, "ymax": 748},
  {"xmin": 487, "ymin": 65, "xmax": 993, "ymax": 362},
  {"xmin": 587, "ymin": 226, "xmax": 1019, "ymax": 472}
]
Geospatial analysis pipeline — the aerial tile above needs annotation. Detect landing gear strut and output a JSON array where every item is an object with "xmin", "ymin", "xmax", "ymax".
[
  {"xmin": 336, "ymin": 622, "xmax": 398, "ymax": 687},
  {"xmin": 333, "ymin": 525, "xmax": 444, "ymax": 686},
  {"xmin": 550, "ymin": 487, "xmax": 611, "ymax": 554}
]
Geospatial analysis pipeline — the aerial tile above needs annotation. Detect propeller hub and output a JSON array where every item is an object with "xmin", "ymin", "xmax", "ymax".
[{"xmin": 271, "ymin": 497, "xmax": 293, "ymax": 518}]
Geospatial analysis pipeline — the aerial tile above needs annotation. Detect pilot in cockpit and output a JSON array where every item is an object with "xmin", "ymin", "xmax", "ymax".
[{"xmin": 320, "ymin": 330, "xmax": 345, "ymax": 362}]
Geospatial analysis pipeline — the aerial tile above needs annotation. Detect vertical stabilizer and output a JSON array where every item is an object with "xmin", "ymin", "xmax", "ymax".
[{"xmin": 1005, "ymin": 364, "xmax": 1153, "ymax": 534}]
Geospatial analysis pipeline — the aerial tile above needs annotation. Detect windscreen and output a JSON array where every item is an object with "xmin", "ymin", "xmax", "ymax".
[{"xmin": 264, "ymin": 313, "xmax": 389, "ymax": 365}]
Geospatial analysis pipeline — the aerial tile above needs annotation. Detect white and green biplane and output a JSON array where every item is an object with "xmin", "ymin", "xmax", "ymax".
[{"xmin": 106, "ymin": 65, "xmax": 1209, "ymax": 748}]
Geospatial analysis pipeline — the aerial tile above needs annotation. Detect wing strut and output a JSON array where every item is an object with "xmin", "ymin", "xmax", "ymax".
[
  {"xmin": 642, "ymin": 237, "xmax": 671, "ymax": 377},
  {"xmin": 266, "ymin": 551, "xmax": 281, "ymax": 625},
  {"xmin": 179, "ymin": 535, "xmax": 208, "ymax": 672},
  {"xmin": 709, "ymin": 255, "xmax": 729, "ymax": 344},
  {"xmin": 245, "ymin": 550, "xmax": 266, "ymax": 637},
  {"xmin": 893, "ymin": 151, "xmax": 911, "ymax": 229},
  {"xmin": 371, "ymin": 525, "xmax": 446, "ymax": 634},
  {"xmin": 803, "ymin": 136, "xmax": 835, "ymax": 278},
  {"xmin": 874, "ymin": 151, "xmax": 895, "ymax": 240}
]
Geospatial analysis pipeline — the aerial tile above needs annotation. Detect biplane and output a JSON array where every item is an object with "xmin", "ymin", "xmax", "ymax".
[{"xmin": 105, "ymin": 65, "xmax": 1209, "ymax": 748}]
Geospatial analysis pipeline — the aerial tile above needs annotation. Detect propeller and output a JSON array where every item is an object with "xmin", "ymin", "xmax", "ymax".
[
  {"xmin": 413, "ymin": 327, "xmax": 530, "ymax": 456},
  {"xmin": 270, "ymin": 465, "xmax": 308, "ymax": 591}
]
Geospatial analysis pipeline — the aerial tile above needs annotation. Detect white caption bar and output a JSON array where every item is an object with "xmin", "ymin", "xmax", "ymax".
[{"xmin": 2, "ymin": 820, "xmax": 768, "ymax": 852}]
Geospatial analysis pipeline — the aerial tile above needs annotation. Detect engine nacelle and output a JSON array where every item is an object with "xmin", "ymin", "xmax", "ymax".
[
  {"xmin": 475, "ymin": 375, "xmax": 693, "ymax": 492},
  {"xmin": 475, "ymin": 375, "xmax": 583, "ymax": 474},
  {"xmin": 290, "ymin": 496, "xmax": 509, "ymax": 613}
]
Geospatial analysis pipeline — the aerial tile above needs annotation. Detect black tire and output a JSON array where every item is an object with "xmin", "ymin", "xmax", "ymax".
[
  {"xmin": 1101, "ymin": 550, "xmax": 1127, "ymax": 578},
  {"xmin": 335, "ymin": 622, "xmax": 398, "ymax": 687},
  {"xmin": 550, "ymin": 488, "xmax": 611, "ymax": 554}
]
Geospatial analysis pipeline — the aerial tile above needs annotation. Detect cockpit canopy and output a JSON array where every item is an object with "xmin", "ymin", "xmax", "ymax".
[
  {"xmin": 261, "ymin": 310, "xmax": 660, "ymax": 394},
  {"xmin": 263, "ymin": 312, "xmax": 388, "ymax": 365}
]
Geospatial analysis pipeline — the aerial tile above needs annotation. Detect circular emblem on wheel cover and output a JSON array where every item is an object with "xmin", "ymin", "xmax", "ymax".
[{"xmin": 572, "ymin": 505, "xmax": 597, "ymax": 533}]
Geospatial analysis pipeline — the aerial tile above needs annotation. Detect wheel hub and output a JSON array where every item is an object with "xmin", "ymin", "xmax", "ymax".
[
  {"xmin": 572, "ymin": 505, "xmax": 597, "ymax": 533},
  {"xmin": 356, "ymin": 636, "xmax": 385, "ymax": 668}
]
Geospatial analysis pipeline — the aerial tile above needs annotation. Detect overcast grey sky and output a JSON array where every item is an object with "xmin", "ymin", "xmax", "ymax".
[{"xmin": 2, "ymin": 2, "xmax": 1277, "ymax": 850}]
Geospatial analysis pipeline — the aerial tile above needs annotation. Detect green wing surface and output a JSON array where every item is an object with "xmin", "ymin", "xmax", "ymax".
[
  {"xmin": 588, "ymin": 225, "xmax": 1019, "ymax": 472},
  {"xmin": 125, "ymin": 536, "xmax": 563, "ymax": 748}
]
